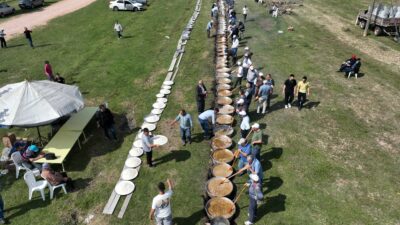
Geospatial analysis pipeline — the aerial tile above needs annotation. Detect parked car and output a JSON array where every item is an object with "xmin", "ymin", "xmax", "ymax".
[
  {"xmin": 109, "ymin": 0, "xmax": 144, "ymax": 11},
  {"xmin": 0, "ymin": 3, "xmax": 15, "ymax": 17},
  {"xmin": 131, "ymin": 0, "xmax": 147, "ymax": 6},
  {"xmin": 19, "ymin": 0, "xmax": 44, "ymax": 9}
]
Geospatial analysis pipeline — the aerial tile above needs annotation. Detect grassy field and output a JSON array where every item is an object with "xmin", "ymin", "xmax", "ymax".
[{"xmin": 0, "ymin": 0, "xmax": 399, "ymax": 224}]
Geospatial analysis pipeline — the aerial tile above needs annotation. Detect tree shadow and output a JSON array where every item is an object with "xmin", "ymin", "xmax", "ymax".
[
  {"xmin": 256, "ymin": 194, "xmax": 286, "ymax": 222},
  {"xmin": 153, "ymin": 150, "xmax": 191, "ymax": 166}
]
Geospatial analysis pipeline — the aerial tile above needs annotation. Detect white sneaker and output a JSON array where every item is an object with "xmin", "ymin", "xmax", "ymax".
[
  {"xmin": 245, "ymin": 221, "xmax": 254, "ymax": 225},
  {"xmin": 285, "ymin": 105, "xmax": 288, "ymax": 109},
  {"xmin": 288, "ymin": 103, "xmax": 292, "ymax": 108}
]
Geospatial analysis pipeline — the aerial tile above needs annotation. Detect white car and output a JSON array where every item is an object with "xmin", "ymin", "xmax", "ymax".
[{"xmin": 109, "ymin": 0, "xmax": 144, "ymax": 11}]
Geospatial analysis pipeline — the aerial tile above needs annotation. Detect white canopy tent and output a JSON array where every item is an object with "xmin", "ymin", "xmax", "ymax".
[{"xmin": 0, "ymin": 80, "xmax": 84, "ymax": 139}]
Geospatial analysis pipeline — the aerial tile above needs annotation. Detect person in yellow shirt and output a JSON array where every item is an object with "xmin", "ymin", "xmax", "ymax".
[{"xmin": 296, "ymin": 76, "xmax": 310, "ymax": 110}]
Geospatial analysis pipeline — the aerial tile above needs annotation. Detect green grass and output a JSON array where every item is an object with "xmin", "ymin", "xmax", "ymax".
[{"xmin": 0, "ymin": 0, "xmax": 400, "ymax": 224}]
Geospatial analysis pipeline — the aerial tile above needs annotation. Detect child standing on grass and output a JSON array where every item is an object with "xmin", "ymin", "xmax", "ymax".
[{"xmin": 114, "ymin": 21, "xmax": 123, "ymax": 39}]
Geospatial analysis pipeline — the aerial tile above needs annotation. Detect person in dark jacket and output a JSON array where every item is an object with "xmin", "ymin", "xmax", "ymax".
[
  {"xmin": 196, "ymin": 80, "xmax": 207, "ymax": 113},
  {"xmin": 96, "ymin": 104, "xmax": 117, "ymax": 140}
]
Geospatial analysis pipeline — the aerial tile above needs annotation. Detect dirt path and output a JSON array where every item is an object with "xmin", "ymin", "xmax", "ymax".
[
  {"xmin": 299, "ymin": 4, "xmax": 400, "ymax": 71},
  {"xmin": 0, "ymin": 0, "xmax": 96, "ymax": 39}
]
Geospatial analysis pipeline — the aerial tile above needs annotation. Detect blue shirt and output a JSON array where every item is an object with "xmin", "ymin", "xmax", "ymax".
[
  {"xmin": 142, "ymin": 135, "xmax": 153, "ymax": 153},
  {"xmin": 239, "ymin": 143, "xmax": 252, "ymax": 162},
  {"xmin": 198, "ymin": 110, "xmax": 216, "ymax": 125},
  {"xmin": 250, "ymin": 158, "xmax": 263, "ymax": 181},
  {"xmin": 258, "ymin": 84, "xmax": 271, "ymax": 98},
  {"xmin": 175, "ymin": 113, "xmax": 193, "ymax": 129}
]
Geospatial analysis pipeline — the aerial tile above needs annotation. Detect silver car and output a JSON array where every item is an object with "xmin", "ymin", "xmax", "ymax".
[
  {"xmin": 0, "ymin": 3, "xmax": 15, "ymax": 17},
  {"xmin": 19, "ymin": 0, "xmax": 44, "ymax": 9}
]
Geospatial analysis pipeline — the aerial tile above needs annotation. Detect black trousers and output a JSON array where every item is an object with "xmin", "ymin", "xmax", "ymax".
[
  {"xmin": 197, "ymin": 99, "xmax": 205, "ymax": 113},
  {"xmin": 233, "ymin": 77, "xmax": 243, "ymax": 88},
  {"xmin": 146, "ymin": 151, "xmax": 153, "ymax": 166},
  {"xmin": 284, "ymin": 92, "xmax": 294, "ymax": 105},
  {"xmin": 298, "ymin": 92, "xmax": 307, "ymax": 109},
  {"xmin": 0, "ymin": 38, "xmax": 6, "ymax": 48}
]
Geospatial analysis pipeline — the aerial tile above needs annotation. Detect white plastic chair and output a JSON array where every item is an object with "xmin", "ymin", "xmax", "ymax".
[
  {"xmin": 23, "ymin": 171, "xmax": 48, "ymax": 201},
  {"xmin": 41, "ymin": 174, "xmax": 68, "ymax": 199},
  {"xmin": 11, "ymin": 152, "xmax": 40, "ymax": 179}
]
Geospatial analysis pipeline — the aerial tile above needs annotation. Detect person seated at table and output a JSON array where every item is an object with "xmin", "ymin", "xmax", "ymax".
[
  {"xmin": 8, "ymin": 140, "xmax": 28, "ymax": 159},
  {"xmin": 21, "ymin": 145, "xmax": 44, "ymax": 171},
  {"xmin": 338, "ymin": 54, "xmax": 357, "ymax": 72},
  {"xmin": 41, "ymin": 163, "xmax": 74, "ymax": 191}
]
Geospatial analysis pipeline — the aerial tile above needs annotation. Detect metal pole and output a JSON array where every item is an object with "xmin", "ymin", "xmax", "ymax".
[
  {"xmin": 363, "ymin": 0, "xmax": 376, "ymax": 37},
  {"xmin": 36, "ymin": 127, "xmax": 43, "ymax": 146}
]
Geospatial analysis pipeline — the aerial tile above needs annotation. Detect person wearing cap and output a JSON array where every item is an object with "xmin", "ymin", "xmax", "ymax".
[
  {"xmin": 149, "ymin": 179, "xmax": 174, "ymax": 225},
  {"xmin": 196, "ymin": 80, "xmax": 207, "ymax": 113},
  {"xmin": 170, "ymin": 109, "xmax": 193, "ymax": 146},
  {"xmin": 250, "ymin": 123, "xmax": 263, "ymax": 160},
  {"xmin": 295, "ymin": 76, "xmax": 310, "ymax": 110},
  {"xmin": 236, "ymin": 138, "xmax": 252, "ymax": 171},
  {"xmin": 21, "ymin": 145, "xmax": 44, "ymax": 170},
  {"xmin": 282, "ymin": 74, "xmax": 297, "ymax": 109},
  {"xmin": 206, "ymin": 20, "xmax": 213, "ymax": 38},
  {"xmin": 41, "ymin": 163, "xmax": 74, "ymax": 191},
  {"xmin": 198, "ymin": 108, "xmax": 218, "ymax": 139},
  {"xmin": 239, "ymin": 110, "xmax": 250, "ymax": 139},
  {"xmin": 246, "ymin": 65, "xmax": 258, "ymax": 88},
  {"xmin": 245, "ymin": 173, "xmax": 263, "ymax": 225},
  {"xmin": 244, "ymin": 46, "xmax": 253, "ymax": 59},
  {"xmin": 233, "ymin": 61, "xmax": 244, "ymax": 88},
  {"xmin": 142, "ymin": 128, "xmax": 159, "ymax": 167},
  {"xmin": 256, "ymin": 80, "xmax": 272, "ymax": 114},
  {"xmin": 242, "ymin": 54, "xmax": 252, "ymax": 78},
  {"xmin": 0, "ymin": 29, "xmax": 6, "ymax": 48},
  {"xmin": 96, "ymin": 104, "xmax": 117, "ymax": 141},
  {"xmin": 338, "ymin": 54, "xmax": 357, "ymax": 72},
  {"xmin": 231, "ymin": 35, "xmax": 239, "ymax": 63},
  {"xmin": 265, "ymin": 74, "xmax": 275, "ymax": 109}
]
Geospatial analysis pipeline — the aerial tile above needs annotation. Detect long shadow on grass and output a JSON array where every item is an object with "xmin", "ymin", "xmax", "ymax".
[
  {"xmin": 174, "ymin": 209, "xmax": 204, "ymax": 225},
  {"xmin": 260, "ymin": 147, "xmax": 282, "ymax": 171},
  {"xmin": 256, "ymin": 193, "xmax": 286, "ymax": 222},
  {"xmin": 153, "ymin": 150, "xmax": 191, "ymax": 166}
]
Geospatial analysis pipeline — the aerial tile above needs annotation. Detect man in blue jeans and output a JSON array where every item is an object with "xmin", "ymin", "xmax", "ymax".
[
  {"xmin": 0, "ymin": 193, "xmax": 5, "ymax": 224},
  {"xmin": 198, "ymin": 108, "xmax": 218, "ymax": 139},
  {"xmin": 170, "ymin": 109, "xmax": 193, "ymax": 146},
  {"xmin": 245, "ymin": 174, "xmax": 263, "ymax": 225}
]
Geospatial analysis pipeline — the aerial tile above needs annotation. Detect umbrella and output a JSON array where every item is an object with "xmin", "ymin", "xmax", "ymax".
[{"xmin": 0, "ymin": 80, "xmax": 84, "ymax": 142}]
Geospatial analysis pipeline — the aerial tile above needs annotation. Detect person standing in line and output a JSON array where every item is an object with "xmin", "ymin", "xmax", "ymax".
[
  {"xmin": 206, "ymin": 20, "xmax": 213, "ymax": 38},
  {"xmin": 44, "ymin": 61, "xmax": 55, "ymax": 81},
  {"xmin": 244, "ymin": 46, "xmax": 253, "ymax": 59},
  {"xmin": 114, "ymin": 21, "xmax": 123, "ymax": 39},
  {"xmin": 0, "ymin": 29, "xmax": 6, "ymax": 48},
  {"xmin": 233, "ymin": 61, "xmax": 243, "ymax": 89},
  {"xmin": 250, "ymin": 123, "xmax": 263, "ymax": 160},
  {"xmin": 198, "ymin": 108, "xmax": 218, "ymax": 139},
  {"xmin": 244, "ymin": 174, "xmax": 263, "ymax": 225},
  {"xmin": 246, "ymin": 65, "xmax": 258, "ymax": 88},
  {"xmin": 0, "ymin": 193, "xmax": 5, "ymax": 224},
  {"xmin": 256, "ymin": 80, "xmax": 272, "ymax": 114},
  {"xmin": 242, "ymin": 53, "xmax": 252, "ymax": 79},
  {"xmin": 96, "ymin": 104, "xmax": 117, "ymax": 141},
  {"xmin": 265, "ymin": 74, "xmax": 275, "ymax": 109},
  {"xmin": 296, "ymin": 76, "xmax": 310, "ymax": 111},
  {"xmin": 142, "ymin": 128, "xmax": 159, "ymax": 167},
  {"xmin": 282, "ymin": 74, "xmax": 297, "ymax": 109},
  {"xmin": 243, "ymin": 5, "xmax": 248, "ymax": 22},
  {"xmin": 254, "ymin": 72, "xmax": 265, "ymax": 98},
  {"xmin": 244, "ymin": 83, "xmax": 253, "ymax": 113},
  {"xmin": 236, "ymin": 138, "xmax": 252, "ymax": 173},
  {"xmin": 149, "ymin": 179, "xmax": 174, "ymax": 225},
  {"xmin": 239, "ymin": 110, "xmax": 250, "ymax": 138},
  {"xmin": 230, "ymin": 35, "xmax": 239, "ymax": 63},
  {"xmin": 170, "ymin": 109, "xmax": 193, "ymax": 146},
  {"xmin": 24, "ymin": 27, "xmax": 34, "ymax": 48},
  {"xmin": 196, "ymin": 80, "xmax": 207, "ymax": 113}
]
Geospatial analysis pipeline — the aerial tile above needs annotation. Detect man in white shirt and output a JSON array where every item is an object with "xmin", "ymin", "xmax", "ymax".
[
  {"xmin": 233, "ymin": 61, "xmax": 243, "ymax": 88},
  {"xmin": 242, "ymin": 53, "xmax": 252, "ymax": 79},
  {"xmin": 114, "ymin": 21, "xmax": 123, "ymax": 39},
  {"xmin": 198, "ymin": 108, "xmax": 218, "ymax": 139},
  {"xmin": 231, "ymin": 35, "xmax": 239, "ymax": 63},
  {"xmin": 243, "ymin": 5, "xmax": 248, "ymax": 21},
  {"xmin": 239, "ymin": 110, "xmax": 250, "ymax": 138},
  {"xmin": 149, "ymin": 179, "xmax": 174, "ymax": 225}
]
